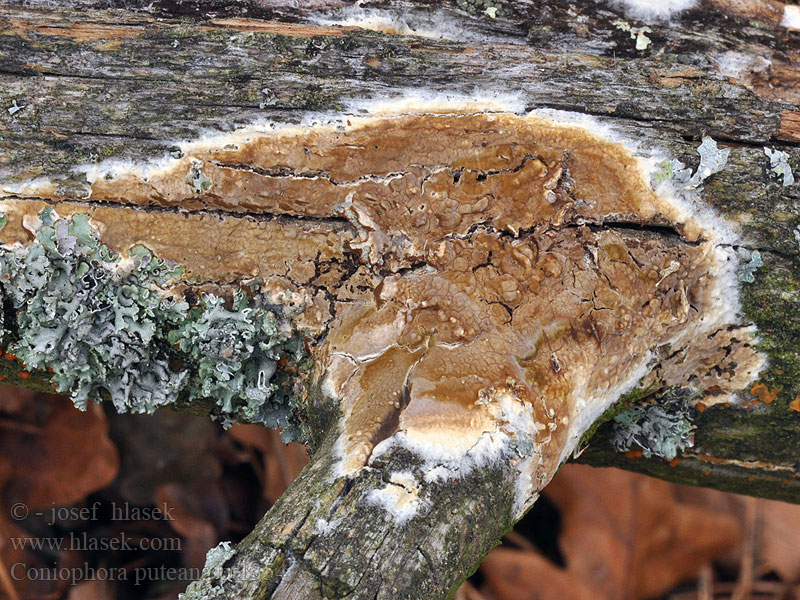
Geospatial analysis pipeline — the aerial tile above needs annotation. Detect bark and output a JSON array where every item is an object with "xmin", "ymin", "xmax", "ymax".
[
  {"xmin": 180, "ymin": 432, "xmax": 522, "ymax": 599},
  {"xmin": 1, "ymin": 1, "xmax": 799, "ymax": 599}
]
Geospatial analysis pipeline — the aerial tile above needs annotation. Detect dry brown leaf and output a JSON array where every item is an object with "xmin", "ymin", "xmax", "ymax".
[
  {"xmin": 0, "ymin": 394, "xmax": 118, "ymax": 510},
  {"xmin": 756, "ymin": 499, "xmax": 800, "ymax": 582},
  {"xmin": 482, "ymin": 547, "xmax": 596, "ymax": 600},
  {"xmin": 66, "ymin": 577, "xmax": 115, "ymax": 600},
  {"xmin": 227, "ymin": 424, "xmax": 273, "ymax": 454},
  {"xmin": 0, "ymin": 455, "xmax": 24, "ymax": 600},
  {"xmin": 676, "ymin": 482, "xmax": 800, "ymax": 583},
  {"xmin": 109, "ymin": 410, "xmax": 221, "ymax": 506},
  {"xmin": 0, "ymin": 386, "xmax": 35, "ymax": 416},
  {"xmin": 453, "ymin": 580, "xmax": 492, "ymax": 600},
  {"xmin": 542, "ymin": 464, "xmax": 741, "ymax": 599},
  {"xmin": 228, "ymin": 425, "xmax": 308, "ymax": 504},
  {"xmin": 0, "ymin": 455, "xmax": 60, "ymax": 600},
  {"xmin": 156, "ymin": 482, "xmax": 228, "ymax": 570}
]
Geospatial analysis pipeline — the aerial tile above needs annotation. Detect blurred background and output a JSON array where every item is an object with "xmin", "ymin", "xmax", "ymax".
[{"xmin": 1, "ymin": 388, "xmax": 799, "ymax": 600}]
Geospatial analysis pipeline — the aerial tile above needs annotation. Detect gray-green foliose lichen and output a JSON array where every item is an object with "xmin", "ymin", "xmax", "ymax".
[
  {"xmin": 652, "ymin": 136, "xmax": 730, "ymax": 198},
  {"xmin": 764, "ymin": 147, "xmax": 795, "ymax": 187},
  {"xmin": 185, "ymin": 160, "xmax": 212, "ymax": 194},
  {"xmin": 0, "ymin": 209, "xmax": 306, "ymax": 438},
  {"xmin": 738, "ymin": 249, "xmax": 763, "ymax": 283},
  {"xmin": 610, "ymin": 392, "xmax": 696, "ymax": 459},
  {"xmin": 179, "ymin": 541, "xmax": 237, "ymax": 600}
]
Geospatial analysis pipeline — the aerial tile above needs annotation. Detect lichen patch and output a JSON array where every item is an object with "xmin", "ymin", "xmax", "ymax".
[{"xmin": 0, "ymin": 208, "xmax": 307, "ymax": 431}]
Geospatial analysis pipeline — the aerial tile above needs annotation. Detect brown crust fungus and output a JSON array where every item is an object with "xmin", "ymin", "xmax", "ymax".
[{"xmin": 0, "ymin": 105, "xmax": 765, "ymax": 517}]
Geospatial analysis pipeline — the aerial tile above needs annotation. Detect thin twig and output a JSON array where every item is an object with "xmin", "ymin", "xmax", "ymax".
[
  {"xmin": 731, "ymin": 497, "xmax": 761, "ymax": 600},
  {"xmin": 698, "ymin": 563, "xmax": 714, "ymax": 600},
  {"xmin": 0, "ymin": 555, "xmax": 21, "ymax": 600}
]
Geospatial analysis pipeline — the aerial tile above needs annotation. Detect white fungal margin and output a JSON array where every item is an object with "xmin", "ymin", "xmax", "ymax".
[
  {"xmin": 559, "ymin": 358, "xmax": 653, "ymax": 467},
  {"xmin": 782, "ymin": 4, "xmax": 800, "ymax": 30},
  {"xmin": 308, "ymin": 7, "xmax": 517, "ymax": 44},
  {"xmin": 342, "ymin": 91, "xmax": 528, "ymax": 119},
  {"xmin": 599, "ymin": 0, "xmax": 698, "ymax": 22},
  {"xmin": 712, "ymin": 51, "xmax": 771, "ymax": 80},
  {"xmin": 365, "ymin": 470, "xmax": 425, "ymax": 524},
  {"xmin": 364, "ymin": 388, "xmax": 548, "ymax": 520}
]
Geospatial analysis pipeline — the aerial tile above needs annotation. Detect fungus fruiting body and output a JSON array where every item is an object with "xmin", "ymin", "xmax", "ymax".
[{"xmin": 0, "ymin": 98, "xmax": 765, "ymax": 522}]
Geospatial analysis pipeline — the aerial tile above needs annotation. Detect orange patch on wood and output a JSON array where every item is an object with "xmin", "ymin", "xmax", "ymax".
[
  {"xmin": 789, "ymin": 396, "xmax": 800, "ymax": 412},
  {"xmin": 210, "ymin": 18, "xmax": 350, "ymax": 37},
  {"xmin": 625, "ymin": 449, "xmax": 643, "ymax": 459},
  {"xmin": 4, "ymin": 352, "xmax": 17, "ymax": 361},
  {"xmin": 706, "ymin": 0, "xmax": 784, "ymax": 26},
  {"xmin": 751, "ymin": 382, "xmax": 780, "ymax": 404},
  {"xmin": 650, "ymin": 67, "xmax": 705, "ymax": 88},
  {"xmin": 669, "ymin": 458, "xmax": 681, "ymax": 467},
  {"xmin": 17, "ymin": 371, "xmax": 30, "ymax": 379},
  {"xmin": 32, "ymin": 23, "xmax": 146, "ymax": 42},
  {"xmin": 778, "ymin": 110, "xmax": 800, "ymax": 142}
]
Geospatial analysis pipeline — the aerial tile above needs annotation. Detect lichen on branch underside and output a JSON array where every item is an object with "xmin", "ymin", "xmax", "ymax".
[
  {"xmin": 0, "ymin": 103, "xmax": 766, "ymax": 521},
  {"xmin": 0, "ymin": 208, "xmax": 307, "ymax": 436}
]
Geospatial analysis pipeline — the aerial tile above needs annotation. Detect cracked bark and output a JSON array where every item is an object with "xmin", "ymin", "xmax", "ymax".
[{"xmin": 1, "ymin": 1, "xmax": 800, "ymax": 599}]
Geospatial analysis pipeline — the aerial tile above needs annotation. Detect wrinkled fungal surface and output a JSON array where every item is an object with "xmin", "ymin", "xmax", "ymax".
[{"xmin": 0, "ymin": 107, "xmax": 765, "ymax": 518}]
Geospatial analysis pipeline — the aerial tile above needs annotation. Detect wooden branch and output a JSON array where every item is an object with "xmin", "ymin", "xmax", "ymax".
[
  {"xmin": 1, "ymin": 1, "xmax": 799, "ymax": 598},
  {"xmin": 182, "ymin": 432, "xmax": 522, "ymax": 599}
]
